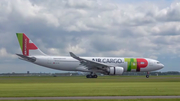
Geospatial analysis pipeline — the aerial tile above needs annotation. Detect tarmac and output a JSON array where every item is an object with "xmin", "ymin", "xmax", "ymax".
[{"xmin": 0, "ymin": 96, "xmax": 180, "ymax": 100}]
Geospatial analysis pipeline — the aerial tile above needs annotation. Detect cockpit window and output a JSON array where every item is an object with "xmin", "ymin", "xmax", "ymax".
[{"xmin": 157, "ymin": 62, "xmax": 160, "ymax": 64}]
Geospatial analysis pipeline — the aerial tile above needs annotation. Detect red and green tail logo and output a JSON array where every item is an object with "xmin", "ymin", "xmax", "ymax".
[{"xmin": 16, "ymin": 33, "xmax": 38, "ymax": 56}]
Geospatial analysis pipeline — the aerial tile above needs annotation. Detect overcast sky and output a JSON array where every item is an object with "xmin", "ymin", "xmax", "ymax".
[{"xmin": 0, "ymin": 0, "xmax": 180, "ymax": 73}]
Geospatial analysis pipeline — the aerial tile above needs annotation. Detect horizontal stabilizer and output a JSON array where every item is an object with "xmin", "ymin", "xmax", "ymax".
[{"xmin": 16, "ymin": 54, "xmax": 36, "ymax": 62}]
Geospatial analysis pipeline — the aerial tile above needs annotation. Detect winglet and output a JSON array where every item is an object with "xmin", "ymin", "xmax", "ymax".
[{"xmin": 69, "ymin": 52, "xmax": 81, "ymax": 60}]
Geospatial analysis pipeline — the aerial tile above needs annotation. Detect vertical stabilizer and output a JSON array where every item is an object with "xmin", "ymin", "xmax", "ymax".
[{"xmin": 16, "ymin": 33, "xmax": 46, "ymax": 56}]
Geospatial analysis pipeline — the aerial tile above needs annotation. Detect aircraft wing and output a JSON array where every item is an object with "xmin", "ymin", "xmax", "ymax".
[{"xmin": 69, "ymin": 52, "xmax": 114, "ymax": 69}]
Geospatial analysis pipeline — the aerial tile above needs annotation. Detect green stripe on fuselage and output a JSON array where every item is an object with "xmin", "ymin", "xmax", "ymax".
[
  {"xmin": 125, "ymin": 58, "xmax": 137, "ymax": 71},
  {"xmin": 130, "ymin": 58, "xmax": 137, "ymax": 69},
  {"xmin": 16, "ymin": 33, "xmax": 23, "ymax": 51}
]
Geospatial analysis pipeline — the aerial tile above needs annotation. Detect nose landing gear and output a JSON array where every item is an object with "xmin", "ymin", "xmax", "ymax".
[
  {"xmin": 146, "ymin": 72, "xmax": 149, "ymax": 78},
  {"xmin": 86, "ymin": 72, "xmax": 98, "ymax": 78}
]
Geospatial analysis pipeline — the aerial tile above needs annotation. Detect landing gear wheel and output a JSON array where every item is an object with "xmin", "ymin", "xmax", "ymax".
[
  {"xmin": 86, "ymin": 74, "xmax": 92, "ymax": 78},
  {"xmin": 86, "ymin": 74, "xmax": 98, "ymax": 78},
  {"xmin": 146, "ymin": 75, "xmax": 149, "ymax": 78},
  {"xmin": 93, "ymin": 75, "xmax": 98, "ymax": 78},
  {"xmin": 146, "ymin": 72, "xmax": 149, "ymax": 78}
]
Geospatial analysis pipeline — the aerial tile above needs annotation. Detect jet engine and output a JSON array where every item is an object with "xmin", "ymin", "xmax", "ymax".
[{"xmin": 107, "ymin": 67, "xmax": 124, "ymax": 75}]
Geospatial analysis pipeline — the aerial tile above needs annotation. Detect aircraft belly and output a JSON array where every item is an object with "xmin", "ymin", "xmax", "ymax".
[
  {"xmin": 49, "ymin": 61, "xmax": 79, "ymax": 71},
  {"xmin": 141, "ymin": 66, "xmax": 159, "ymax": 72},
  {"xmin": 35, "ymin": 57, "xmax": 79, "ymax": 71}
]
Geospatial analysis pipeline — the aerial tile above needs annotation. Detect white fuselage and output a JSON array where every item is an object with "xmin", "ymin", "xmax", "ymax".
[{"xmin": 32, "ymin": 56, "xmax": 164, "ymax": 73}]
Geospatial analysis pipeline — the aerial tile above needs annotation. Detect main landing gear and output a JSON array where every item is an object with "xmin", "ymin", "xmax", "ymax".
[
  {"xmin": 86, "ymin": 72, "xmax": 98, "ymax": 78},
  {"xmin": 146, "ymin": 72, "xmax": 149, "ymax": 78}
]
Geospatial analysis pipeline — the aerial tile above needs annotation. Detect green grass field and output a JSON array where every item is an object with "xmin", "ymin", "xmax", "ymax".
[
  {"xmin": 0, "ymin": 75, "xmax": 179, "ymax": 97},
  {"xmin": 0, "ymin": 99, "xmax": 180, "ymax": 101}
]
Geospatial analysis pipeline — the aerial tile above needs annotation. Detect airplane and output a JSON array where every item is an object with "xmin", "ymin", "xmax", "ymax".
[{"xmin": 16, "ymin": 33, "xmax": 164, "ymax": 78}]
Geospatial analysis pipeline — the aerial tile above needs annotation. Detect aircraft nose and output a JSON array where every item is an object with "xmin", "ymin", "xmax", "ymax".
[{"xmin": 160, "ymin": 64, "xmax": 164, "ymax": 69}]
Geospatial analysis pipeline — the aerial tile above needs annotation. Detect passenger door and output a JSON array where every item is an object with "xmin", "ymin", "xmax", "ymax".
[{"xmin": 149, "ymin": 60, "xmax": 153, "ymax": 66}]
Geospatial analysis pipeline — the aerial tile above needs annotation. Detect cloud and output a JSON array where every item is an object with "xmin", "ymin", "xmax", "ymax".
[
  {"xmin": 0, "ymin": 48, "xmax": 16, "ymax": 59},
  {"xmin": 66, "ymin": 44, "xmax": 86, "ymax": 54},
  {"xmin": 0, "ymin": 0, "xmax": 180, "ymax": 72},
  {"xmin": 156, "ymin": 2, "xmax": 180, "ymax": 22},
  {"xmin": 1, "ymin": 0, "xmax": 180, "ymax": 56}
]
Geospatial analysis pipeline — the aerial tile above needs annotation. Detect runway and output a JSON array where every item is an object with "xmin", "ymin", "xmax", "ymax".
[{"xmin": 0, "ymin": 96, "xmax": 180, "ymax": 100}]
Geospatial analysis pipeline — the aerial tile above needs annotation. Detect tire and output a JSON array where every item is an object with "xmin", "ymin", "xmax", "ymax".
[
  {"xmin": 86, "ymin": 75, "xmax": 89, "ymax": 78},
  {"xmin": 146, "ymin": 75, "xmax": 149, "ymax": 78},
  {"xmin": 89, "ymin": 75, "xmax": 92, "ymax": 78},
  {"xmin": 86, "ymin": 74, "xmax": 98, "ymax": 78},
  {"xmin": 93, "ymin": 75, "xmax": 97, "ymax": 78}
]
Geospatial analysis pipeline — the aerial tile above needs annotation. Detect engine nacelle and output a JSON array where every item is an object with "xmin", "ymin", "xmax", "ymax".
[{"xmin": 107, "ymin": 67, "xmax": 124, "ymax": 75}]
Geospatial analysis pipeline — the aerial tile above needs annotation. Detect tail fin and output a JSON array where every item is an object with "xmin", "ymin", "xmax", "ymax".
[{"xmin": 16, "ymin": 33, "xmax": 46, "ymax": 56}]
